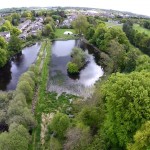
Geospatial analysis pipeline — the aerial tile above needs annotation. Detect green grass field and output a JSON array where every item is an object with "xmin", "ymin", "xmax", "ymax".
[
  {"xmin": 55, "ymin": 29, "xmax": 76, "ymax": 40},
  {"xmin": 105, "ymin": 22, "xmax": 123, "ymax": 29},
  {"xmin": 133, "ymin": 24, "xmax": 150, "ymax": 36}
]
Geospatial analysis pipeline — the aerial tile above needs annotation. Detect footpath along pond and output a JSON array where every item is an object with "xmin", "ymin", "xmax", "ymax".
[
  {"xmin": 47, "ymin": 40, "xmax": 104, "ymax": 98},
  {"xmin": 0, "ymin": 43, "xmax": 41, "ymax": 91}
]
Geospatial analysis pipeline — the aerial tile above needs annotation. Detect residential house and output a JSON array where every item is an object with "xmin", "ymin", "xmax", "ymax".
[{"xmin": 0, "ymin": 31, "xmax": 10, "ymax": 40}]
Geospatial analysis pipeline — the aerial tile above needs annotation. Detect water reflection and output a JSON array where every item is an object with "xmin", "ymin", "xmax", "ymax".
[
  {"xmin": 0, "ymin": 43, "xmax": 41, "ymax": 91},
  {"xmin": 48, "ymin": 40, "xmax": 104, "ymax": 98}
]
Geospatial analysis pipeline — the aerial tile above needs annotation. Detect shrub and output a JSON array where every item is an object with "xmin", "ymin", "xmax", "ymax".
[
  {"xmin": 16, "ymin": 81, "xmax": 33, "ymax": 103},
  {"xmin": 67, "ymin": 62, "xmax": 79, "ymax": 74}
]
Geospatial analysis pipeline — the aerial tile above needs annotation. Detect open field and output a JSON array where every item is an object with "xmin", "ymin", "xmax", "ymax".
[{"xmin": 133, "ymin": 24, "xmax": 150, "ymax": 36}]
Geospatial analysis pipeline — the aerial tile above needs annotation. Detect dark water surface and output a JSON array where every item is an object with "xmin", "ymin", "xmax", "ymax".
[
  {"xmin": 48, "ymin": 40, "xmax": 104, "ymax": 98},
  {"xmin": 0, "ymin": 43, "xmax": 41, "ymax": 91}
]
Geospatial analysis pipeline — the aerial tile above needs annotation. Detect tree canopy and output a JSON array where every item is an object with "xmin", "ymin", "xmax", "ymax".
[{"xmin": 102, "ymin": 71, "xmax": 150, "ymax": 148}]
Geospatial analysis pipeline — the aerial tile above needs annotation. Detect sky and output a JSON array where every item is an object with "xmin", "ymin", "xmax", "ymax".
[{"xmin": 0, "ymin": 0, "xmax": 150, "ymax": 16}]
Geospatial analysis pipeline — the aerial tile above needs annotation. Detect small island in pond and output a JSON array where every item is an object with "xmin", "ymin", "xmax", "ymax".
[{"xmin": 67, "ymin": 47, "xmax": 86, "ymax": 74}]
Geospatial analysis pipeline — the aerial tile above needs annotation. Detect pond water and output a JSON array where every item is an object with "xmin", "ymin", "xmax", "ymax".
[
  {"xmin": 0, "ymin": 43, "xmax": 41, "ymax": 91},
  {"xmin": 47, "ymin": 40, "xmax": 104, "ymax": 98}
]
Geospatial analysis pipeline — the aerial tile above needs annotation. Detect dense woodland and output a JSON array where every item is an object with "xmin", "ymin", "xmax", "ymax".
[{"xmin": 0, "ymin": 9, "xmax": 150, "ymax": 150}]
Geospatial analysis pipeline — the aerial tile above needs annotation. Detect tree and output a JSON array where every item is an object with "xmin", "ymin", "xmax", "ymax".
[
  {"xmin": 107, "ymin": 39, "xmax": 126, "ymax": 72},
  {"xmin": 78, "ymin": 106, "xmax": 100, "ymax": 132},
  {"xmin": 21, "ymin": 11, "xmax": 32, "ymax": 19},
  {"xmin": 50, "ymin": 113, "xmax": 70, "ymax": 139},
  {"xmin": 11, "ymin": 27, "xmax": 21, "ymax": 36},
  {"xmin": 8, "ymin": 35, "xmax": 22, "ymax": 53},
  {"xmin": 16, "ymin": 81, "xmax": 33, "ymax": 103},
  {"xmin": 64, "ymin": 126, "xmax": 91, "ymax": 150},
  {"xmin": 11, "ymin": 13, "xmax": 20, "ymax": 26},
  {"xmin": 3, "ymin": 20, "xmax": 12, "ymax": 31},
  {"xmin": 127, "ymin": 121, "xmax": 150, "ymax": 150},
  {"xmin": 0, "ymin": 123, "xmax": 29, "ymax": 150},
  {"xmin": 72, "ymin": 15, "xmax": 89, "ymax": 35},
  {"xmin": 102, "ymin": 71, "xmax": 150, "ymax": 148},
  {"xmin": 85, "ymin": 26, "xmax": 95, "ymax": 41},
  {"xmin": 91, "ymin": 23, "xmax": 107, "ymax": 48},
  {"xmin": 0, "ymin": 48, "xmax": 7, "ymax": 68},
  {"xmin": 42, "ymin": 24, "xmax": 54, "ymax": 37}
]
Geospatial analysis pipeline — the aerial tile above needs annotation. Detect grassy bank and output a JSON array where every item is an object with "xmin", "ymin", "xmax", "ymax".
[{"xmin": 133, "ymin": 24, "xmax": 150, "ymax": 36}]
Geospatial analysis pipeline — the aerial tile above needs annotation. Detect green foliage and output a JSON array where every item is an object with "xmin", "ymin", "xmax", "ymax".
[
  {"xmin": 67, "ymin": 47, "xmax": 85, "ymax": 73},
  {"xmin": 11, "ymin": 27, "xmax": 21, "ymax": 36},
  {"xmin": 102, "ymin": 71, "xmax": 150, "ymax": 148},
  {"xmin": 8, "ymin": 35, "xmax": 22, "ymax": 53},
  {"xmin": 50, "ymin": 113, "xmax": 70, "ymax": 139},
  {"xmin": 78, "ymin": 106, "xmax": 100, "ymax": 131},
  {"xmin": 42, "ymin": 24, "xmax": 54, "ymax": 37},
  {"xmin": 85, "ymin": 26, "xmax": 95, "ymax": 41},
  {"xmin": 64, "ymin": 126, "xmax": 91, "ymax": 150},
  {"xmin": 123, "ymin": 21, "xmax": 150, "ymax": 56},
  {"xmin": 107, "ymin": 39, "xmax": 126, "ymax": 72},
  {"xmin": 0, "ymin": 123, "xmax": 29, "ymax": 150},
  {"xmin": 50, "ymin": 137, "xmax": 62, "ymax": 150},
  {"xmin": 91, "ymin": 23, "xmax": 107, "ymax": 49},
  {"xmin": 0, "ymin": 48, "xmax": 7, "ymax": 68},
  {"xmin": 135, "ymin": 54, "xmax": 150, "ymax": 72},
  {"xmin": 0, "ymin": 36, "xmax": 7, "ymax": 49},
  {"xmin": 72, "ymin": 15, "xmax": 89, "ymax": 35},
  {"xmin": 16, "ymin": 81, "xmax": 33, "ymax": 103},
  {"xmin": 19, "ymin": 72, "xmax": 35, "ymax": 89},
  {"xmin": 127, "ymin": 121, "xmax": 150, "ymax": 150},
  {"xmin": 91, "ymin": 23, "xmax": 130, "ymax": 51},
  {"xmin": 67, "ymin": 62, "xmax": 79, "ymax": 73},
  {"xmin": 21, "ymin": 11, "xmax": 32, "ymax": 19},
  {"xmin": 7, "ymin": 93, "xmax": 35, "ymax": 128},
  {"xmin": 70, "ymin": 47, "xmax": 86, "ymax": 69},
  {"xmin": 3, "ymin": 20, "xmax": 12, "ymax": 31},
  {"xmin": 11, "ymin": 13, "xmax": 21, "ymax": 26}
]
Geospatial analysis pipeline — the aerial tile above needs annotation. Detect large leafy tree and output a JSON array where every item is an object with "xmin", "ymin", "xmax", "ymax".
[
  {"xmin": 72, "ymin": 15, "xmax": 89, "ymax": 35},
  {"xmin": 102, "ymin": 71, "xmax": 150, "ymax": 148},
  {"xmin": 8, "ymin": 35, "xmax": 22, "ymax": 53}
]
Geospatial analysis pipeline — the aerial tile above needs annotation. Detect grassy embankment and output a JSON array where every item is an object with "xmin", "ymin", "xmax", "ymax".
[
  {"xmin": 55, "ymin": 28, "xmax": 77, "ymax": 40},
  {"xmin": 30, "ymin": 39, "xmax": 77, "ymax": 150},
  {"xmin": 133, "ymin": 24, "xmax": 150, "ymax": 36}
]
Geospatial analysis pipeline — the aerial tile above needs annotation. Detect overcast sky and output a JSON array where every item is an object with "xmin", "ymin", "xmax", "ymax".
[{"xmin": 0, "ymin": 0, "xmax": 150, "ymax": 16}]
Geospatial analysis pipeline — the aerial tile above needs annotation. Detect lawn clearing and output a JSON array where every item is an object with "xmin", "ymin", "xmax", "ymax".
[{"xmin": 55, "ymin": 29, "xmax": 76, "ymax": 40}]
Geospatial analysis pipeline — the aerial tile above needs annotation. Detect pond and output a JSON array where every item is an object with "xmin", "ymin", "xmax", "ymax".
[
  {"xmin": 0, "ymin": 43, "xmax": 41, "ymax": 91},
  {"xmin": 47, "ymin": 40, "xmax": 104, "ymax": 98}
]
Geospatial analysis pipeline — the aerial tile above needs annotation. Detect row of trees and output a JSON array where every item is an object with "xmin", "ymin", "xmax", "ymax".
[
  {"xmin": 0, "ymin": 66, "xmax": 37, "ymax": 149},
  {"xmin": 123, "ymin": 21, "xmax": 150, "ymax": 56}
]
